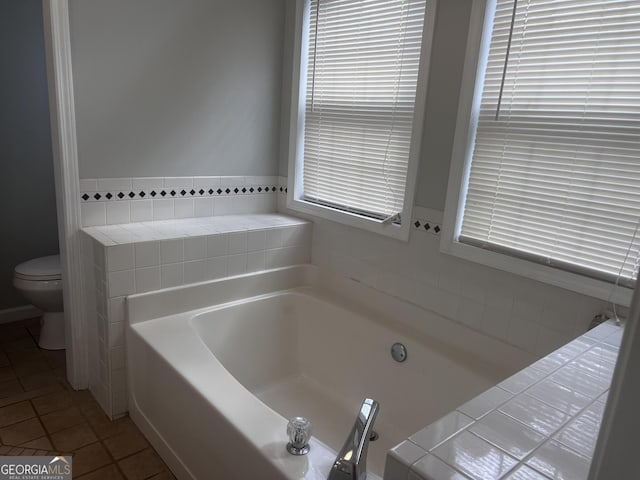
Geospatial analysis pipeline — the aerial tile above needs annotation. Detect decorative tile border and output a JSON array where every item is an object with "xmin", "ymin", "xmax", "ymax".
[
  {"xmin": 412, "ymin": 218, "xmax": 441, "ymax": 236},
  {"xmin": 79, "ymin": 176, "xmax": 288, "ymax": 227},
  {"xmin": 80, "ymin": 176, "xmax": 287, "ymax": 203}
]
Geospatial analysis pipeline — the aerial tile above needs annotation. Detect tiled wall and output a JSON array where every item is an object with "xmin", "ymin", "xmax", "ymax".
[
  {"xmin": 307, "ymin": 205, "xmax": 612, "ymax": 358},
  {"xmin": 81, "ymin": 218, "xmax": 311, "ymax": 418},
  {"xmin": 79, "ymin": 176, "xmax": 288, "ymax": 226}
]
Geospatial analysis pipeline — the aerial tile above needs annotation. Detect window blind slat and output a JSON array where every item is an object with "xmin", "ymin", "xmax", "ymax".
[
  {"xmin": 461, "ymin": 0, "xmax": 640, "ymax": 283},
  {"xmin": 303, "ymin": 0, "xmax": 427, "ymax": 218}
]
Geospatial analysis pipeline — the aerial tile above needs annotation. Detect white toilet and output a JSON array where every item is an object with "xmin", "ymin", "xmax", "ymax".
[{"xmin": 13, "ymin": 255, "xmax": 65, "ymax": 350}]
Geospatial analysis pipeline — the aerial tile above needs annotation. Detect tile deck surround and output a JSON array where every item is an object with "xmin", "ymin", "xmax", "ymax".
[{"xmin": 387, "ymin": 320, "xmax": 623, "ymax": 480}]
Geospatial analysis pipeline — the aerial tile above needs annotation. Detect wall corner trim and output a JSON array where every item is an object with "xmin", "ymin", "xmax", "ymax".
[{"xmin": 42, "ymin": 0, "xmax": 89, "ymax": 389}]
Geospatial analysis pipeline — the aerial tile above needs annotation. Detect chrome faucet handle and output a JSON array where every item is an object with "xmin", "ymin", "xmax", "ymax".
[{"xmin": 286, "ymin": 417, "xmax": 311, "ymax": 455}]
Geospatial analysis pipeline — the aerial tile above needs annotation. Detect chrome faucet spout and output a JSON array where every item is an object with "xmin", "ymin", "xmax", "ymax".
[{"xmin": 328, "ymin": 398, "xmax": 380, "ymax": 480}]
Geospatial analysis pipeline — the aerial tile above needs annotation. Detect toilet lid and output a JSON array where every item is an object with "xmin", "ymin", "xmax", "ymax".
[{"xmin": 15, "ymin": 255, "xmax": 62, "ymax": 281}]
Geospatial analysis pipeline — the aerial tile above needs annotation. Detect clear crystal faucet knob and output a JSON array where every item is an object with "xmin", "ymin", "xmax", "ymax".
[{"xmin": 286, "ymin": 417, "xmax": 311, "ymax": 455}]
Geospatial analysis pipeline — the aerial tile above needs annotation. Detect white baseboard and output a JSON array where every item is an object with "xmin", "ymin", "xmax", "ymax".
[{"xmin": 0, "ymin": 305, "xmax": 42, "ymax": 325}]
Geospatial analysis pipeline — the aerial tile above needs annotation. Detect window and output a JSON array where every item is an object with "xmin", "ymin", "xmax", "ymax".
[
  {"xmin": 288, "ymin": 0, "xmax": 434, "ymax": 239},
  {"xmin": 443, "ymin": 0, "xmax": 640, "ymax": 303}
]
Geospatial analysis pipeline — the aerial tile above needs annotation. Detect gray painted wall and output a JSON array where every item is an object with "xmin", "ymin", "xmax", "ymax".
[
  {"xmin": 0, "ymin": 0, "xmax": 59, "ymax": 310},
  {"xmin": 279, "ymin": 0, "xmax": 473, "ymax": 211},
  {"xmin": 69, "ymin": 0, "xmax": 286, "ymax": 179}
]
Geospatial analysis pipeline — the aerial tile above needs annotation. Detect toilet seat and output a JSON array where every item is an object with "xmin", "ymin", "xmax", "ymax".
[{"xmin": 14, "ymin": 255, "xmax": 61, "ymax": 281}]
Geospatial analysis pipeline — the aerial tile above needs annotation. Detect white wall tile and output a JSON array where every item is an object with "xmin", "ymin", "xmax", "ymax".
[
  {"xmin": 108, "ymin": 270, "xmax": 135, "ymax": 297},
  {"xmin": 111, "ymin": 345, "xmax": 125, "ymax": 370},
  {"xmin": 106, "ymin": 201, "xmax": 130, "ymax": 225},
  {"xmin": 193, "ymin": 176, "xmax": 221, "ymax": 188},
  {"xmin": 194, "ymin": 197, "xmax": 214, "ymax": 217},
  {"xmin": 481, "ymin": 306, "xmax": 511, "ymax": 340},
  {"xmin": 134, "ymin": 241, "xmax": 160, "ymax": 268},
  {"xmin": 132, "ymin": 177, "xmax": 163, "ymax": 190},
  {"xmin": 227, "ymin": 254, "xmax": 247, "ymax": 276},
  {"xmin": 207, "ymin": 256, "xmax": 227, "ymax": 279},
  {"xmin": 135, "ymin": 266, "xmax": 161, "ymax": 293},
  {"xmin": 184, "ymin": 260, "xmax": 208, "ymax": 284},
  {"xmin": 206, "ymin": 234, "xmax": 228, "ymax": 257},
  {"xmin": 109, "ymin": 322, "xmax": 124, "ymax": 347},
  {"xmin": 97, "ymin": 178, "xmax": 132, "ymax": 191},
  {"xmin": 164, "ymin": 177, "xmax": 193, "ymax": 188},
  {"xmin": 266, "ymin": 228, "xmax": 283, "ymax": 249},
  {"xmin": 174, "ymin": 198, "xmax": 195, "ymax": 218},
  {"xmin": 80, "ymin": 179, "xmax": 98, "ymax": 191},
  {"xmin": 81, "ymin": 202, "xmax": 106, "ymax": 227},
  {"xmin": 108, "ymin": 297, "xmax": 126, "ymax": 324},
  {"xmin": 185, "ymin": 236, "xmax": 206, "ymax": 260},
  {"xmin": 130, "ymin": 200, "xmax": 153, "ymax": 222},
  {"xmin": 507, "ymin": 317, "xmax": 540, "ymax": 354},
  {"xmin": 161, "ymin": 263, "xmax": 184, "ymax": 288},
  {"xmin": 106, "ymin": 245, "xmax": 134, "ymax": 272},
  {"xmin": 160, "ymin": 239, "xmax": 184, "ymax": 264},
  {"xmin": 247, "ymin": 230, "xmax": 266, "ymax": 251},
  {"xmin": 153, "ymin": 199, "xmax": 174, "ymax": 220},
  {"xmin": 228, "ymin": 232, "xmax": 248, "ymax": 255},
  {"xmin": 247, "ymin": 251, "xmax": 266, "ymax": 272},
  {"xmin": 214, "ymin": 197, "xmax": 233, "ymax": 215}
]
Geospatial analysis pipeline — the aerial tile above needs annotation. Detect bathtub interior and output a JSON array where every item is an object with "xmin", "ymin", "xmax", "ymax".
[{"xmin": 191, "ymin": 288, "xmax": 503, "ymax": 475}]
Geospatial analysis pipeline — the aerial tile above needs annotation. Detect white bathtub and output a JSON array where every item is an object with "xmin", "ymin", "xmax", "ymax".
[{"xmin": 126, "ymin": 265, "xmax": 532, "ymax": 479}]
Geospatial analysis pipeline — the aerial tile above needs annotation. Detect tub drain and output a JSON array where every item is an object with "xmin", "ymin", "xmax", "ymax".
[
  {"xmin": 369, "ymin": 431, "xmax": 379, "ymax": 442},
  {"xmin": 391, "ymin": 342, "xmax": 407, "ymax": 363}
]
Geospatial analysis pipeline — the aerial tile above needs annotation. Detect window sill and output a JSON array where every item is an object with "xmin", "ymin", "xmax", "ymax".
[
  {"xmin": 286, "ymin": 195, "xmax": 411, "ymax": 242},
  {"xmin": 440, "ymin": 235, "xmax": 634, "ymax": 307}
]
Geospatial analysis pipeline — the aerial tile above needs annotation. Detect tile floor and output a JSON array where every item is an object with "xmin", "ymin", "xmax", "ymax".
[{"xmin": 0, "ymin": 317, "xmax": 174, "ymax": 479}]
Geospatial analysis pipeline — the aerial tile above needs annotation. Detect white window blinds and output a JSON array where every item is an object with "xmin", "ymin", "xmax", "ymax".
[
  {"xmin": 302, "ymin": 0, "xmax": 427, "ymax": 220},
  {"xmin": 461, "ymin": 0, "xmax": 640, "ymax": 285}
]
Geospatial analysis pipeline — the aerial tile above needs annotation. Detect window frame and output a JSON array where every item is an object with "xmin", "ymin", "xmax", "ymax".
[
  {"xmin": 286, "ymin": 0, "xmax": 436, "ymax": 241},
  {"xmin": 441, "ymin": 0, "xmax": 634, "ymax": 306}
]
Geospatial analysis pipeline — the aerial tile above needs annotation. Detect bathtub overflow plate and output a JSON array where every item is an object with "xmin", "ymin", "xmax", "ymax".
[{"xmin": 391, "ymin": 343, "xmax": 407, "ymax": 363}]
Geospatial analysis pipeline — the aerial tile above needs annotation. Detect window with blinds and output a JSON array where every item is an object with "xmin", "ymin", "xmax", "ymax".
[
  {"xmin": 459, "ymin": 0, "xmax": 640, "ymax": 286},
  {"xmin": 302, "ymin": 0, "xmax": 427, "ymax": 220}
]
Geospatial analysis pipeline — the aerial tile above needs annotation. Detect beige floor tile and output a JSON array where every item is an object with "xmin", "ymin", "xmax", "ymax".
[
  {"xmin": 13, "ymin": 359, "xmax": 51, "ymax": 378},
  {"xmin": 0, "ymin": 336, "xmax": 36, "ymax": 352},
  {"xmin": 69, "ymin": 389, "xmax": 97, "ymax": 407},
  {"xmin": 19, "ymin": 372, "xmax": 61, "ymax": 391},
  {"xmin": 76, "ymin": 464, "xmax": 125, "ymax": 480},
  {"xmin": 0, "ymin": 379, "xmax": 25, "ymax": 399},
  {"xmin": 42, "ymin": 350, "xmax": 66, "ymax": 368},
  {"xmin": 72, "ymin": 442, "xmax": 112, "ymax": 477},
  {"xmin": 148, "ymin": 470, "xmax": 177, "ymax": 479},
  {"xmin": 40, "ymin": 405, "xmax": 84, "ymax": 434},
  {"xmin": 103, "ymin": 427, "xmax": 148, "ymax": 460},
  {"xmin": 0, "ymin": 326, "xmax": 30, "ymax": 343},
  {"xmin": 118, "ymin": 448, "xmax": 165, "ymax": 480},
  {"xmin": 0, "ymin": 366, "xmax": 16, "ymax": 383},
  {"xmin": 0, "ymin": 384, "xmax": 62, "ymax": 409},
  {"xmin": 7, "ymin": 348, "xmax": 44, "ymax": 365},
  {"xmin": 32, "ymin": 390, "xmax": 73, "ymax": 415},
  {"xmin": 0, "ymin": 417, "xmax": 45, "ymax": 445},
  {"xmin": 0, "ymin": 400, "xmax": 35, "ymax": 427},
  {"xmin": 86, "ymin": 413, "xmax": 135, "ymax": 440},
  {"xmin": 51, "ymin": 423, "xmax": 97, "ymax": 451},
  {"xmin": 20, "ymin": 436, "xmax": 53, "ymax": 450}
]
